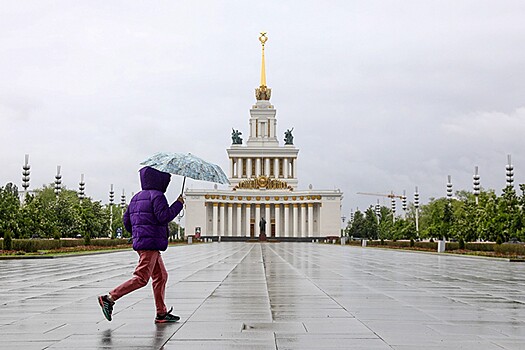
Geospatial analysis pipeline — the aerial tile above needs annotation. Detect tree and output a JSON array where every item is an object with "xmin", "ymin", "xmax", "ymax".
[
  {"xmin": 348, "ymin": 210, "xmax": 365, "ymax": 238},
  {"xmin": 0, "ymin": 183, "xmax": 21, "ymax": 238},
  {"xmin": 362, "ymin": 207, "xmax": 379, "ymax": 239}
]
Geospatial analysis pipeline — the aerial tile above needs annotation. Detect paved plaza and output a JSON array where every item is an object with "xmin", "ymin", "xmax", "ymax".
[{"xmin": 1, "ymin": 242, "xmax": 524, "ymax": 349}]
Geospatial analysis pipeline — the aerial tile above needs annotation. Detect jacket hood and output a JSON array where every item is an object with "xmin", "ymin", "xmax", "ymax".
[{"xmin": 139, "ymin": 166, "xmax": 171, "ymax": 192}]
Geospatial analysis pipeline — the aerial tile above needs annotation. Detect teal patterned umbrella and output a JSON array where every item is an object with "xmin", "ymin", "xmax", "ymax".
[{"xmin": 141, "ymin": 152, "xmax": 229, "ymax": 193}]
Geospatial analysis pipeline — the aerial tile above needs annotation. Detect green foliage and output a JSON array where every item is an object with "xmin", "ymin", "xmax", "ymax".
[
  {"xmin": 0, "ymin": 183, "xmax": 21, "ymax": 238},
  {"xmin": 3, "ymin": 230, "xmax": 13, "ymax": 250},
  {"xmin": 84, "ymin": 233, "xmax": 91, "ymax": 246}
]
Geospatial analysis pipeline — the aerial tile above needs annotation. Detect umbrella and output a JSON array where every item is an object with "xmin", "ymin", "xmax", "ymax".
[{"xmin": 140, "ymin": 152, "xmax": 229, "ymax": 194}]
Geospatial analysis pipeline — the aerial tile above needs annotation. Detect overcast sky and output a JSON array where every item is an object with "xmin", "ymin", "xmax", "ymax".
[{"xmin": 2, "ymin": 1, "xmax": 525, "ymax": 222}]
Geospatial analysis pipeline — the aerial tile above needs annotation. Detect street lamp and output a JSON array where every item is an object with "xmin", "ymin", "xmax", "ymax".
[
  {"xmin": 506, "ymin": 154, "xmax": 514, "ymax": 188},
  {"xmin": 473, "ymin": 166, "xmax": 480, "ymax": 205},
  {"xmin": 109, "ymin": 184, "xmax": 114, "ymax": 238},
  {"xmin": 414, "ymin": 186, "xmax": 420, "ymax": 235},
  {"xmin": 120, "ymin": 189, "xmax": 126, "ymax": 209},
  {"xmin": 21, "ymin": 154, "xmax": 30, "ymax": 200},
  {"xmin": 446, "ymin": 175, "xmax": 453, "ymax": 199},
  {"xmin": 78, "ymin": 174, "xmax": 85, "ymax": 204},
  {"xmin": 375, "ymin": 200, "xmax": 380, "ymax": 224},
  {"xmin": 391, "ymin": 194, "xmax": 396, "ymax": 224},
  {"xmin": 54, "ymin": 166, "xmax": 62, "ymax": 198}
]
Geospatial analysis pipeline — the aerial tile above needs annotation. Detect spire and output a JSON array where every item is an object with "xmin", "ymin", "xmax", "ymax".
[
  {"xmin": 260, "ymin": 32, "xmax": 267, "ymax": 87},
  {"xmin": 255, "ymin": 32, "xmax": 271, "ymax": 101}
]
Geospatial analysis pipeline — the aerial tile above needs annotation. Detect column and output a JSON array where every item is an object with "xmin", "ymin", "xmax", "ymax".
[
  {"xmin": 230, "ymin": 159, "xmax": 234, "ymax": 178},
  {"xmin": 265, "ymin": 158, "xmax": 270, "ymax": 177},
  {"xmin": 256, "ymin": 158, "xmax": 261, "ymax": 177},
  {"xmin": 301, "ymin": 204, "xmax": 307, "ymax": 237},
  {"xmin": 219, "ymin": 204, "xmax": 225, "ymax": 238},
  {"xmin": 284, "ymin": 158, "xmax": 289, "ymax": 178},
  {"xmin": 265, "ymin": 204, "xmax": 271, "ymax": 236},
  {"xmin": 227, "ymin": 203, "xmax": 233, "ymax": 237},
  {"xmin": 284, "ymin": 204, "xmax": 290, "ymax": 237},
  {"xmin": 308, "ymin": 203, "xmax": 314, "ymax": 237},
  {"xmin": 255, "ymin": 204, "xmax": 261, "ymax": 236},
  {"xmin": 245, "ymin": 204, "xmax": 251, "ymax": 237},
  {"xmin": 236, "ymin": 204, "xmax": 242, "ymax": 236},
  {"xmin": 212, "ymin": 203, "xmax": 218, "ymax": 237},
  {"xmin": 237, "ymin": 158, "xmax": 242, "ymax": 179},
  {"xmin": 247, "ymin": 158, "xmax": 252, "ymax": 178},
  {"xmin": 275, "ymin": 204, "xmax": 281, "ymax": 237},
  {"xmin": 292, "ymin": 159, "xmax": 297, "ymax": 179},
  {"xmin": 293, "ymin": 203, "xmax": 299, "ymax": 238},
  {"xmin": 274, "ymin": 158, "xmax": 279, "ymax": 178}
]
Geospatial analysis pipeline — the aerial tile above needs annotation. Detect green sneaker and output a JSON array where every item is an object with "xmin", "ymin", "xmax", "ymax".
[
  {"xmin": 98, "ymin": 295, "xmax": 114, "ymax": 321},
  {"xmin": 155, "ymin": 307, "xmax": 180, "ymax": 323}
]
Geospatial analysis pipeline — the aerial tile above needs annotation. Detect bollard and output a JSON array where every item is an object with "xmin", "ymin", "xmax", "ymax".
[
  {"xmin": 437, "ymin": 240, "xmax": 446, "ymax": 253},
  {"xmin": 362, "ymin": 239, "xmax": 367, "ymax": 247}
]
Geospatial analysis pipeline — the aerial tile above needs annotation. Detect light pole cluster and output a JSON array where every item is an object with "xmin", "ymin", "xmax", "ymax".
[
  {"xmin": 22, "ymin": 154, "xmax": 30, "ymax": 198},
  {"xmin": 54, "ymin": 166, "xmax": 62, "ymax": 198},
  {"xmin": 78, "ymin": 174, "xmax": 86, "ymax": 203},
  {"xmin": 473, "ymin": 166, "xmax": 480, "ymax": 205},
  {"xmin": 414, "ymin": 186, "xmax": 420, "ymax": 234},
  {"xmin": 506, "ymin": 154, "xmax": 514, "ymax": 188}
]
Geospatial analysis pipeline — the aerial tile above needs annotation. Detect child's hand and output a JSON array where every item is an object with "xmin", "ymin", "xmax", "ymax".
[{"xmin": 177, "ymin": 195, "xmax": 185, "ymax": 204}]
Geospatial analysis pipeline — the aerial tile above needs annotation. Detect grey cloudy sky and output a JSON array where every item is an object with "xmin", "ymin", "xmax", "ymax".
[{"xmin": 2, "ymin": 1, "xmax": 525, "ymax": 220}]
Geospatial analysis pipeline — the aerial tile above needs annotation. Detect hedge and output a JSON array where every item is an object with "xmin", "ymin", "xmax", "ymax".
[
  {"xmin": 348, "ymin": 239, "xmax": 524, "ymax": 256},
  {"xmin": 1, "ymin": 238, "xmax": 131, "ymax": 252}
]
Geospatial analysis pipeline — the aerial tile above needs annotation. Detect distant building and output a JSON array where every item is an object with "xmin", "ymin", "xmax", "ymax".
[{"xmin": 185, "ymin": 33, "xmax": 342, "ymax": 241}]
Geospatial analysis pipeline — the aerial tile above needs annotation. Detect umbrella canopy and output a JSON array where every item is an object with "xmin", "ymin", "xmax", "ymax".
[{"xmin": 140, "ymin": 152, "xmax": 230, "ymax": 186}]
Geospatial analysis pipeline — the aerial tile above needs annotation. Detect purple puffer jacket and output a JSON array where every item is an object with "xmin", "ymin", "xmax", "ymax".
[{"xmin": 123, "ymin": 166, "xmax": 183, "ymax": 251}]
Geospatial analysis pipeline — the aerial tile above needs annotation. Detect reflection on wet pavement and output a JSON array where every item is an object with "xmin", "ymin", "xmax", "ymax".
[{"xmin": 0, "ymin": 242, "xmax": 524, "ymax": 349}]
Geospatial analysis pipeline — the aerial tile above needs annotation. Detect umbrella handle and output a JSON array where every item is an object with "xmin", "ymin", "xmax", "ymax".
[{"xmin": 180, "ymin": 176, "xmax": 186, "ymax": 196}]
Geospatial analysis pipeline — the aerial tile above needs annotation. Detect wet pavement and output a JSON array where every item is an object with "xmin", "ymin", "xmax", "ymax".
[{"xmin": 1, "ymin": 242, "xmax": 524, "ymax": 349}]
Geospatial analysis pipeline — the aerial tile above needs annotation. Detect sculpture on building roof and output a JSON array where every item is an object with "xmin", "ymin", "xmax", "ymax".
[
  {"xmin": 231, "ymin": 129, "xmax": 243, "ymax": 145},
  {"xmin": 284, "ymin": 128, "xmax": 294, "ymax": 145}
]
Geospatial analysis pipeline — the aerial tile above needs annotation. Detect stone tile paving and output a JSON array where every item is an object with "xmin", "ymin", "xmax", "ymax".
[{"xmin": 0, "ymin": 242, "xmax": 524, "ymax": 349}]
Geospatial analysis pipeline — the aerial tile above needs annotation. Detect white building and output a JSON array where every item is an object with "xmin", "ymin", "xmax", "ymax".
[{"xmin": 185, "ymin": 33, "xmax": 342, "ymax": 241}]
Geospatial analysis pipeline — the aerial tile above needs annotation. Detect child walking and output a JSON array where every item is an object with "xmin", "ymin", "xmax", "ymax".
[{"xmin": 98, "ymin": 166, "xmax": 184, "ymax": 323}]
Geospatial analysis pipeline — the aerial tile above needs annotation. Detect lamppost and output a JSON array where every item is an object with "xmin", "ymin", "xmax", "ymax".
[
  {"xmin": 120, "ymin": 189, "xmax": 126, "ymax": 209},
  {"xmin": 109, "ymin": 184, "xmax": 114, "ymax": 238},
  {"xmin": 402, "ymin": 190, "xmax": 407, "ymax": 216},
  {"xmin": 78, "ymin": 174, "xmax": 85, "ymax": 204},
  {"xmin": 54, "ymin": 166, "xmax": 62, "ymax": 199},
  {"xmin": 375, "ymin": 200, "xmax": 380, "ymax": 224},
  {"xmin": 506, "ymin": 154, "xmax": 514, "ymax": 188},
  {"xmin": 391, "ymin": 194, "xmax": 396, "ymax": 224},
  {"xmin": 341, "ymin": 215, "xmax": 346, "ymax": 236},
  {"xmin": 473, "ymin": 166, "xmax": 480, "ymax": 205},
  {"xmin": 414, "ymin": 186, "xmax": 420, "ymax": 236},
  {"xmin": 446, "ymin": 175, "xmax": 453, "ymax": 199},
  {"xmin": 21, "ymin": 154, "xmax": 30, "ymax": 201}
]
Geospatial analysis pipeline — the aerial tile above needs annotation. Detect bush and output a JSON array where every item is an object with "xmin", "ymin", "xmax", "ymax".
[
  {"xmin": 496, "ymin": 236, "xmax": 503, "ymax": 245},
  {"xmin": 410, "ymin": 238, "xmax": 415, "ymax": 247},
  {"xmin": 494, "ymin": 244, "xmax": 525, "ymax": 256},
  {"xmin": 465, "ymin": 243, "xmax": 494, "ymax": 252},
  {"xmin": 415, "ymin": 241, "xmax": 438, "ymax": 250},
  {"xmin": 458, "ymin": 237, "xmax": 465, "ymax": 250},
  {"xmin": 84, "ymin": 233, "xmax": 91, "ymax": 246},
  {"xmin": 4, "ymin": 230, "xmax": 13, "ymax": 250}
]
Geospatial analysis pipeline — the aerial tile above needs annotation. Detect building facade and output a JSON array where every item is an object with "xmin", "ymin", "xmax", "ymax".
[{"xmin": 185, "ymin": 33, "xmax": 342, "ymax": 241}]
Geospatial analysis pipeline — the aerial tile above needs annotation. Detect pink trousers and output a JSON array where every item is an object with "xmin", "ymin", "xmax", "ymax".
[{"xmin": 110, "ymin": 250, "xmax": 168, "ymax": 315}]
